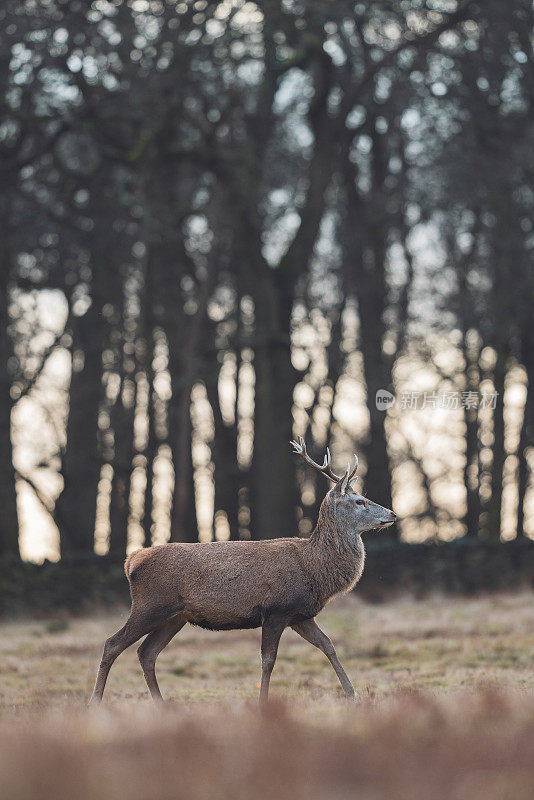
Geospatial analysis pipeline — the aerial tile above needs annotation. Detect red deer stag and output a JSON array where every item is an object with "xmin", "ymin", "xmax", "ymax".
[{"xmin": 89, "ymin": 436, "xmax": 396, "ymax": 705}]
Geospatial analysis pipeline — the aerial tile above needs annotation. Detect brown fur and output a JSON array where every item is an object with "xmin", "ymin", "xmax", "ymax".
[{"xmin": 89, "ymin": 464, "xmax": 395, "ymax": 706}]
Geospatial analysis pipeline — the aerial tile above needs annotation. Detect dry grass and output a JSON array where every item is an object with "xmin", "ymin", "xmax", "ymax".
[
  {"xmin": 2, "ymin": 591, "xmax": 533, "ymax": 707},
  {"xmin": 1, "ymin": 592, "xmax": 533, "ymax": 799}
]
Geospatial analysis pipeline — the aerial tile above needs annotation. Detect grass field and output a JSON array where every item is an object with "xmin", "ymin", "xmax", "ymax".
[{"xmin": 1, "ymin": 591, "xmax": 533, "ymax": 798}]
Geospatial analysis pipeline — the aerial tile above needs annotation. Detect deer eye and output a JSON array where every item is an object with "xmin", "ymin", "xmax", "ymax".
[{"xmin": 356, "ymin": 499, "xmax": 364, "ymax": 506}]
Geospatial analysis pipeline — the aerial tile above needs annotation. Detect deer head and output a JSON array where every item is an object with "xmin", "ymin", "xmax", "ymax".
[{"xmin": 290, "ymin": 436, "xmax": 396, "ymax": 534}]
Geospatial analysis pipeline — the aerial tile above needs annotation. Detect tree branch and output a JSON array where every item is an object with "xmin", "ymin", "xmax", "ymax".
[
  {"xmin": 15, "ymin": 469, "xmax": 55, "ymax": 515},
  {"xmin": 339, "ymin": 1, "xmax": 475, "ymax": 122},
  {"xmin": 15, "ymin": 331, "xmax": 65, "ymax": 402}
]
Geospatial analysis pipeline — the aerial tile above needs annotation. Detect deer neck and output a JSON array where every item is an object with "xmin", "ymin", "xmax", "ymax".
[{"xmin": 306, "ymin": 506, "xmax": 365, "ymax": 602}]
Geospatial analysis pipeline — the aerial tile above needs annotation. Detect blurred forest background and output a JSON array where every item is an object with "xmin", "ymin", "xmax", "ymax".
[{"xmin": 1, "ymin": 0, "xmax": 533, "ymax": 564}]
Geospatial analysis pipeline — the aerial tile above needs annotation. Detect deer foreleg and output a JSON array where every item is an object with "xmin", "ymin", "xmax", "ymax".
[{"xmin": 292, "ymin": 618, "xmax": 356, "ymax": 700}]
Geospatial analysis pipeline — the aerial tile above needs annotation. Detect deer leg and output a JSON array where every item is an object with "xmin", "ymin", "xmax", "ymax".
[
  {"xmin": 137, "ymin": 613, "xmax": 186, "ymax": 702},
  {"xmin": 89, "ymin": 605, "xmax": 178, "ymax": 705},
  {"xmin": 259, "ymin": 616, "xmax": 286, "ymax": 707},
  {"xmin": 292, "ymin": 618, "xmax": 356, "ymax": 700}
]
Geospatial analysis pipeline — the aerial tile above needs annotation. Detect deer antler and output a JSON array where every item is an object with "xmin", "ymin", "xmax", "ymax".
[
  {"xmin": 290, "ymin": 436, "xmax": 359, "ymax": 486},
  {"xmin": 290, "ymin": 435, "xmax": 341, "ymax": 482}
]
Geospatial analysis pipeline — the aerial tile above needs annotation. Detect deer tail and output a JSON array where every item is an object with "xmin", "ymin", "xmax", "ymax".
[
  {"xmin": 124, "ymin": 548, "xmax": 153, "ymax": 582},
  {"xmin": 124, "ymin": 552, "xmax": 136, "ymax": 579}
]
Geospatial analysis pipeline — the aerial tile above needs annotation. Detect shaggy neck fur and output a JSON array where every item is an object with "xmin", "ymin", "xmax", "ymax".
[{"xmin": 306, "ymin": 498, "xmax": 365, "ymax": 604}]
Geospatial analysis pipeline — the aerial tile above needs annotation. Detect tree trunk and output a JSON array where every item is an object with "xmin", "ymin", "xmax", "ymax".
[
  {"xmin": 517, "ymin": 361, "xmax": 534, "ymax": 538},
  {"xmin": 343, "ymin": 230, "xmax": 393, "ymax": 512},
  {"xmin": 204, "ymin": 352, "xmax": 241, "ymax": 540},
  {"xmin": 140, "ymin": 328, "xmax": 157, "ymax": 545},
  {"xmin": 462, "ymin": 351, "xmax": 481, "ymax": 537},
  {"xmin": 168, "ymin": 377, "xmax": 198, "ymax": 543},
  {"xmin": 341, "ymin": 127, "xmax": 395, "ymax": 518},
  {"xmin": 485, "ymin": 348, "xmax": 508, "ymax": 540},
  {"xmin": 463, "ymin": 405, "xmax": 482, "ymax": 537},
  {"xmin": 107, "ymin": 260, "xmax": 136, "ymax": 557},
  {"xmin": 223, "ymin": 40, "xmax": 334, "ymax": 542},
  {"xmin": 108, "ymin": 370, "xmax": 136, "ymax": 557},
  {"xmin": 0, "ymin": 273, "xmax": 19, "ymax": 556},
  {"xmin": 359, "ymin": 350, "xmax": 394, "ymax": 510},
  {"xmin": 55, "ymin": 302, "xmax": 103, "ymax": 555},
  {"xmin": 516, "ymin": 406, "xmax": 529, "ymax": 539},
  {"xmin": 55, "ymin": 167, "xmax": 120, "ymax": 556},
  {"xmin": 167, "ymin": 284, "xmax": 214, "ymax": 541},
  {"xmin": 251, "ymin": 298, "xmax": 298, "ymax": 539}
]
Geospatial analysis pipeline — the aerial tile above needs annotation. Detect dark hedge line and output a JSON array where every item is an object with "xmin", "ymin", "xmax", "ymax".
[
  {"xmin": 1, "ymin": 538, "xmax": 533, "ymax": 617},
  {"xmin": 358, "ymin": 537, "xmax": 534, "ymax": 602}
]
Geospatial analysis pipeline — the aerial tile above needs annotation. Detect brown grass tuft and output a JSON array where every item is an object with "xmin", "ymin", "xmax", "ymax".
[{"xmin": 0, "ymin": 692, "xmax": 533, "ymax": 800}]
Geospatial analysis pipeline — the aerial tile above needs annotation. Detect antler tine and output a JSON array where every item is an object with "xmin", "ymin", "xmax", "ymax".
[
  {"xmin": 348, "ymin": 453, "xmax": 359, "ymax": 483},
  {"xmin": 339, "ymin": 454, "xmax": 360, "ymax": 495},
  {"xmin": 340, "ymin": 462, "xmax": 351, "ymax": 495},
  {"xmin": 289, "ymin": 436, "xmax": 341, "ymax": 482}
]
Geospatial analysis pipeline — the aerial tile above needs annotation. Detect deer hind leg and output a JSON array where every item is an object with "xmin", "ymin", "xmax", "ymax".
[
  {"xmin": 259, "ymin": 616, "xmax": 286, "ymax": 708},
  {"xmin": 292, "ymin": 618, "xmax": 355, "ymax": 700},
  {"xmin": 89, "ymin": 605, "xmax": 179, "ymax": 705},
  {"xmin": 137, "ymin": 613, "xmax": 186, "ymax": 702}
]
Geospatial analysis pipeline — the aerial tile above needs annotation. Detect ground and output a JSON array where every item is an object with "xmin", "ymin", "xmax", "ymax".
[
  {"xmin": 1, "ymin": 592, "xmax": 533, "ymax": 799},
  {"xmin": 1, "ymin": 591, "xmax": 533, "ymax": 707}
]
